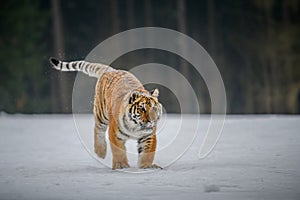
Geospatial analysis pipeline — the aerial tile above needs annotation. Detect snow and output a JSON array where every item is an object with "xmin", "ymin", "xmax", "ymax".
[{"xmin": 0, "ymin": 114, "xmax": 300, "ymax": 200}]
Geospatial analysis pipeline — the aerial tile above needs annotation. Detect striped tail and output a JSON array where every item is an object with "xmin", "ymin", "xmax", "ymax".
[{"xmin": 49, "ymin": 57, "xmax": 115, "ymax": 78}]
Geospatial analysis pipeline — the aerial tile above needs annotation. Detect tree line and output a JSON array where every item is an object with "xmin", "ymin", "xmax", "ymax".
[{"xmin": 0, "ymin": 0, "xmax": 299, "ymax": 114}]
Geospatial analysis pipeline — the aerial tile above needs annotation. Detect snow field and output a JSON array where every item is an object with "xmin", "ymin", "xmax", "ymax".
[{"xmin": 0, "ymin": 114, "xmax": 299, "ymax": 200}]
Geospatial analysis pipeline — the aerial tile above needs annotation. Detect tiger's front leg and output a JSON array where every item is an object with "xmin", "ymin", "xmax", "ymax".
[
  {"xmin": 137, "ymin": 133, "xmax": 162, "ymax": 169},
  {"xmin": 109, "ymin": 119, "xmax": 130, "ymax": 170}
]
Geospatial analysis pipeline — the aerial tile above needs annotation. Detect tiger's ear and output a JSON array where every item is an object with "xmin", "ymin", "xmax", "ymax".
[
  {"xmin": 129, "ymin": 91, "xmax": 140, "ymax": 104},
  {"xmin": 151, "ymin": 88, "xmax": 159, "ymax": 98}
]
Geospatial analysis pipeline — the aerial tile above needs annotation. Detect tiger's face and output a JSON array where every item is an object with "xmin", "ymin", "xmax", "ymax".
[{"xmin": 128, "ymin": 89, "xmax": 162, "ymax": 132}]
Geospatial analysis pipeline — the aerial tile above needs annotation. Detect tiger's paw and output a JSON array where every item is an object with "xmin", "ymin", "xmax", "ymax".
[
  {"xmin": 139, "ymin": 163, "xmax": 163, "ymax": 170},
  {"xmin": 94, "ymin": 144, "xmax": 107, "ymax": 159},
  {"xmin": 112, "ymin": 161, "xmax": 130, "ymax": 170}
]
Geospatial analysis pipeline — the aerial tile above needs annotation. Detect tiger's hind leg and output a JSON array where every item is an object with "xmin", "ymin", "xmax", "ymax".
[
  {"xmin": 94, "ymin": 94, "xmax": 109, "ymax": 159},
  {"xmin": 94, "ymin": 121, "xmax": 108, "ymax": 159},
  {"xmin": 137, "ymin": 133, "xmax": 162, "ymax": 169}
]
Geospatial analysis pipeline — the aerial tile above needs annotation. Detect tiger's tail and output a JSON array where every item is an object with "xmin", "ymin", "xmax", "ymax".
[{"xmin": 49, "ymin": 57, "xmax": 115, "ymax": 78}]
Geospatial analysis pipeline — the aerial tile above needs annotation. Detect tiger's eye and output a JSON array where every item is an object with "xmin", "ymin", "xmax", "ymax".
[
  {"xmin": 152, "ymin": 106, "xmax": 157, "ymax": 111},
  {"xmin": 140, "ymin": 107, "xmax": 146, "ymax": 112}
]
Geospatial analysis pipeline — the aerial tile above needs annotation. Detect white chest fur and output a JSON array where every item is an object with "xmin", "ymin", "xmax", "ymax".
[{"xmin": 117, "ymin": 114, "xmax": 153, "ymax": 140}]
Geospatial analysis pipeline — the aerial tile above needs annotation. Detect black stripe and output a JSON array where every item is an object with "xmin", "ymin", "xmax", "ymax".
[
  {"xmin": 133, "ymin": 106, "xmax": 136, "ymax": 113},
  {"xmin": 94, "ymin": 65, "xmax": 98, "ymax": 71},
  {"xmin": 128, "ymin": 107, "xmax": 138, "ymax": 125},
  {"xmin": 84, "ymin": 64, "xmax": 90, "ymax": 74},
  {"xmin": 95, "ymin": 104, "xmax": 108, "ymax": 125},
  {"xmin": 119, "ymin": 129, "xmax": 130, "ymax": 138},
  {"xmin": 138, "ymin": 147, "xmax": 143, "ymax": 154},
  {"xmin": 95, "ymin": 111, "xmax": 104, "ymax": 124},
  {"xmin": 72, "ymin": 62, "xmax": 77, "ymax": 69},
  {"xmin": 97, "ymin": 115, "xmax": 108, "ymax": 125},
  {"xmin": 93, "ymin": 65, "xmax": 99, "ymax": 74},
  {"xmin": 116, "ymin": 136, "xmax": 124, "ymax": 141},
  {"xmin": 138, "ymin": 135, "xmax": 151, "ymax": 144},
  {"xmin": 66, "ymin": 63, "xmax": 70, "ymax": 70},
  {"xmin": 90, "ymin": 65, "xmax": 94, "ymax": 73},
  {"xmin": 132, "ymin": 118, "xmax": 138, "ymax": 124},
  {"xmin": 95, "ymin": 122, "xmax": 107, "ymax": 131},
  {"xmin": 78, "ymin": 62, "xmax": 83, "ymax": 69},
  {"xmin": 95, "ymin": 68, "xmax": 100, "ymax": 74},
  {"xmin": 104, "ymin": 115, "xmax": 109, "ymax": 122},
  {"xmin": 129, "ymin": 105, "xmax": 133, "ymax": 114},
  {"xmin": 50, "ymin": 57, "xmax": 60, "ymax": 66}
]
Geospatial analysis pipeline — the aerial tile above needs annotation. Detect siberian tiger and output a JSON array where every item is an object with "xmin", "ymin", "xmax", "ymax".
[{"xmin": 49, "ymin": 58, "xmax": 162, "ymax": 169}]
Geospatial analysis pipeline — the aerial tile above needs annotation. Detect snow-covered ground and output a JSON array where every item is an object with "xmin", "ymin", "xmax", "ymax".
[{"xmin": 0, "ymin": 114, "xmax": 299, "ymax": 200}]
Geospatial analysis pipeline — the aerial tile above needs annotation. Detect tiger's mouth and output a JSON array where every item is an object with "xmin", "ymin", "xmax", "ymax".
[{"xmin": 141, "ymin": 121, "xmax": 155, "ymax": 130}]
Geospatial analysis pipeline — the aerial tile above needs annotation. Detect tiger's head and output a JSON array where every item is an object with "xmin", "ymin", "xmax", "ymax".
[{"xmin": 127, "ymin": 88, "xmax": 162, "ymax": 132}]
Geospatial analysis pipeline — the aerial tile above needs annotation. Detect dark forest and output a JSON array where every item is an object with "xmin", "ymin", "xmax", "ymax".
[{"xmin": 0, "ymin": 0, "xmax": 299, "ymax": 114}]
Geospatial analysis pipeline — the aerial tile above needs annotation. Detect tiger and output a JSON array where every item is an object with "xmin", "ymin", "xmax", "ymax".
[{"xmin": 49, "ymin": 58, "xmax": 163, "ymax": 170}]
